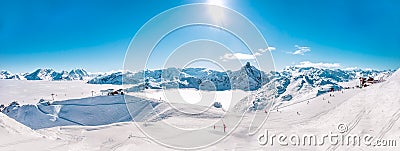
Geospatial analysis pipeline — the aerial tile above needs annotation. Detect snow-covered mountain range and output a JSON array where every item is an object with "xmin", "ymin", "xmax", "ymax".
[
  {"xmin": 88, "ymin": 62, "xmax": 271, "ymax": 91},
  {"xmin": 1, "ymin": 69, "xmax": 90, "ymax": 81},
  {"xmin": 1, "ymin": 64, "xmax": 394, "ymax": 94},
  {"xmin": 0, "ymin": 70, "xmax": 26, "ymax": 80},
  {"xmin": 88, "ymin": 63, "xmax": 394, "ymax": 93}
]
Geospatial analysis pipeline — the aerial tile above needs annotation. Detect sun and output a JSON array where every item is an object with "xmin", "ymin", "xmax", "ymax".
[
  {"xmin": 204, "ymin": 0, "xmax": 228, "ymax": 26},
  {"xmin": 206, "ymin": 0, "xmax": 225, "ymax": 6}
]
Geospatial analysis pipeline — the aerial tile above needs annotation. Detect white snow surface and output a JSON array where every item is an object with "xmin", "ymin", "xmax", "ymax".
[
  {"xmin": 0, "ymin": 68, "xmax": 398, "ymax": 150},
  {"xmin": 0, "ymin": 80, "xmax": 123, "ymax": 105},
  {"xmin": 0, "ymin": 112, "xmax": 68, "ymax": 151}
]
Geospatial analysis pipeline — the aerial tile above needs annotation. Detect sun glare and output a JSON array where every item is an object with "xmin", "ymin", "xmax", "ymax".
[
  {"xmin": 206, "ymin": 0, "xmax": 225, "ymax": 6},
  {"xmin": 204, "ymin": 0, "xmax": 227, "ymax": 27}
]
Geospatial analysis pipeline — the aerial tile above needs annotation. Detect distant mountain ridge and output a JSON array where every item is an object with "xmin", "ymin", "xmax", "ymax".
[
  {"xmin": 1, "ymin": 69, "xmax": 89, "ymax": 81},
  {"xmin": 88, "ymin": 62, "xmax": 271, "ymax": 91},
  {"xmin": 0, "ymin": 70, "xmax": 26, "ymax": 80},
  {"xmin": 1, "ymin": 65, "xmax": 394, "ymax": 94},
  {"xmin": 87, "ymin": 63, "xmax": 394, "ymax": 92}
]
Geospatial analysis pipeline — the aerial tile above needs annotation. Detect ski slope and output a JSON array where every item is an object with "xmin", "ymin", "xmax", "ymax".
[
  {"xmin": 2, "ymin": 94, "xmax": 226, "ymax": 130},
  {"xmin": 0, "ymin": 69, "xmax": 398, "ymax": 150},
  {"xmin": 0, "ymin": 113, "xmax": 68, "ymax": 151}
]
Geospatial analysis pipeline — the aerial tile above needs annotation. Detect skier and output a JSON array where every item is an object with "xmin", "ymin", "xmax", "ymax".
[{"xmin": 223, "ymin": 124, "xmax": 227, "ymax": 133}]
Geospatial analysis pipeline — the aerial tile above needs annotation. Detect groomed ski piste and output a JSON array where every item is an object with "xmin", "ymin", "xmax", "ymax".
[{"xmin": 0, "ymin": 68, "xmax": 399, "ymax": 150}]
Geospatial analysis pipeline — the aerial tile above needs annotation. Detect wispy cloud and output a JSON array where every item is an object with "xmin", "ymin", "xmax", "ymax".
[
  {"xmin": 220, "ymin": 47, "xmax": 274, "ymax": 61},
  {"xmin": 295, "ymin": 61, "xmax": 340, "ymax": 69},
  {"xmin": 254, "ymin": 52, "xmax": 262, "ymax": 56},
  {"xmin": 220, "ymin": 53, "xmax": 257, "ymax": 61},
  {"xmin": 290, "ymin": 45, "xmax": 311, "ymax": 55},
  {"xmin": 258, "ymin": 46, "xmax": 276, "ymax": 53}
]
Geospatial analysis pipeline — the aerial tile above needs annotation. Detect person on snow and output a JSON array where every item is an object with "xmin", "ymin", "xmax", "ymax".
[{"xmin": 223, "ymin": 124, "xmax": 227, "ymax": 133}]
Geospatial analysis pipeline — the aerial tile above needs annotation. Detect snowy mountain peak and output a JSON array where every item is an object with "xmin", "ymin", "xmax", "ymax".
[
  {"xmin": 69, "ymin": 69, "xmax": 88, "ymax": 76},
  {"xmin": 68, "ymin": 69, "xmax": 89, "ymax": 80},
  {"xmin": 245, "ymin": 61, "xmax": 251, "ymax": 67},
  {"xmin": 25, "ymin": 68, "xmax": 57, "ymax": 80},
  {"xmin": 0, "ymin": 70, "xmax": 12, "ymax": 79},
  {"xmin": 90, "ymin": 63, "xmax": 269, "ymax": 91},
  {"xmin": 0, "ymin": 70, "xmax": 27, "ymax": 80}
]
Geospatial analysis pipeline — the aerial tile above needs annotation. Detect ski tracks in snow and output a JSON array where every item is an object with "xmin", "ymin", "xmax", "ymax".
[
  {"xmin": 326, "ymin": 108, "xmax": 368, "ymax": 151},
  {"xmin": 376, "ymin": 107, "xmax": 400, "ymax": 140}
]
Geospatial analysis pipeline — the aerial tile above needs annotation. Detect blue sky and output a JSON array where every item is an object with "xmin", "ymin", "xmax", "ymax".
[{"xmin": 1, "ymin": 0, "xmax": 399, "ymax": 73}]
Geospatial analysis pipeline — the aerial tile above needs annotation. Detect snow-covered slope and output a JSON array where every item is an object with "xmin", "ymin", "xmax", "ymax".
[
  {"xmin": 0, "ymin": 112, "xmax": 69, "ymax": 150},
  {"xmin": 1, "ymin": 95, "xmax": 224, "ymax": 130},
  {"xmin": 2, "ymin": 101, "xmax": 76, "ymax": 129},
  {"xmin": 0, "ymin": 80, "xmax": 124, "ymax": 105},
  {"xmin": 21, "ymin": 71, "xmax": 397, "ymax": 150},
  {"xmin": 234, "ymin": 66, "xmax": 394, "ymax": 112},
  {"xmin": 251, "ymin": 68, "xmax": 400, "ymax": 150},
  {"xmin": 0, "ymin": 69, "xmax": 398, "ymax": 150},
  {"xmin": 0, "ymin": 112, "xmax": 39, "ymax": 137},
  {"xmin": 2, "ymin": 96, "xmax": 152, "ymax": 129}
]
